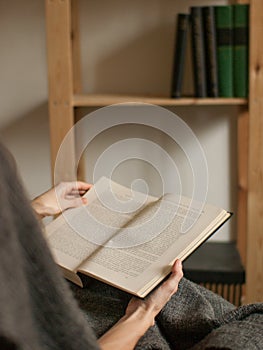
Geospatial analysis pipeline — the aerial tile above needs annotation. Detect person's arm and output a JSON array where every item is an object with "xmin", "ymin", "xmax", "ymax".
[
  {"xmin": 31, "ymin": 181, "xmax": 92, "ymax": 219},
  {"xmin": 98, "ymin": 259, "xmax": 183, "ymax": 350}
]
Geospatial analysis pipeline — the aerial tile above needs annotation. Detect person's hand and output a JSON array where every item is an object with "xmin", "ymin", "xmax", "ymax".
[
  {"xmin": 31, "ymin": 181, "xmax": 92, "ymax": 219},
  {"xmin": 125, "ymin": 259, "xmax": 183, "ymax": 324},
  {"xmin": 98, "ymin": 259, "xmax": 183, "ymax": 350}
]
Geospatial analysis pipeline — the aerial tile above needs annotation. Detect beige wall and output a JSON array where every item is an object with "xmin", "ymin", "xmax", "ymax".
[
  {"xmin": 0, "ymin": 0, "xmax": 237, "ymax": 241},
  {"xmin": 0, "ymin": 0, "xmax": 51, "ymax": 198}
]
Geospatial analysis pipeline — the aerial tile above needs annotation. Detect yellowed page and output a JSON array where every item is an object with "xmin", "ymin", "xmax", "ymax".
[
  {"xmin": 78, "ymin": 191, "xmax": 230, "ymax": 297},
  {"xmin": 44, "ymin": 177, "xmax": 158, "ymax": 282}
]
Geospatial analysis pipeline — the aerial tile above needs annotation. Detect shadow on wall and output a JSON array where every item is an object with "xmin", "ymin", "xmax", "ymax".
[
  {"xmin": 0, "ymin": 102, "xmax": 52, "ymax": 199},
  {"xmin": 83, "ymin": 19, "xmax": 193, "ymax": 96},
  {"xmin": 74, "ymin": 104, "xmax": 238, "ymax": 242},
  {"xmin": 172, "ymin": 105, "xmax": 238, "ymax": 242},
  {"xmin": 90, "ymin": 24, "xmax": 176, "ymax": 96}
]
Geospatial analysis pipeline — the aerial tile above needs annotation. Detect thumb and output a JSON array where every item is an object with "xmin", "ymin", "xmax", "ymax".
[{"xmin": 63, "ymin": 197, "xmax": 86, "ymax": 210}]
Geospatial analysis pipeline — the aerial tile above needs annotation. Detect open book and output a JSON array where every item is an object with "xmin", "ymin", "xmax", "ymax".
[{"xmin": 44, "ymin": 177, "xmax": 231, "ymax": 298}]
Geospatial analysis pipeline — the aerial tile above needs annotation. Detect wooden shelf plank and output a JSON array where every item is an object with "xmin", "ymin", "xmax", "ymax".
[{"xmin": 73, "ymin": 94, "xmax": 247, "ymax": 107}]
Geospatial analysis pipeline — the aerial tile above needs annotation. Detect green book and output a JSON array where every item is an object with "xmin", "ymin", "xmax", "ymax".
[
  {"xmin": 233, "ymin": 4, "xmax": 249, "ymax": 97},
  {"xmin": 215, "ymin": 6, "xmax": 233, "ymax": 97}
]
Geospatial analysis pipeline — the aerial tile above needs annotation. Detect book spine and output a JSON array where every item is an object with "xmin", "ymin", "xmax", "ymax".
[
  {"xmin": 171, "ymin": 14, "xmax": 190, "ymax": 98},
  {"xmin": 215, "ymin": 5, "xmax": 234, "ymax": 97},
  {"xmin": 233, "ymin": 4, "xmax": 249, "ymax": 97},
  {"xmin": 203, "ymin": 6, "xmax": 219, "ymax": 97},
  {"xmin": 191, "ymin": 7, "xmax": 207, "ymax": 97}
]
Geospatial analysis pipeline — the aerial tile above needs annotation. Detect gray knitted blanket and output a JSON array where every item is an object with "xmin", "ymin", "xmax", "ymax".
[{"xmin": 71, "ymin": 275, "xmax": 263, "ymax": 349}]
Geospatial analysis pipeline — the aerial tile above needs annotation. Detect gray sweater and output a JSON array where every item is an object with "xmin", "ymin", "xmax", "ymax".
[
  {"xmin": 0, "ymin": 151, "xmax": 100, "ymax": 350},
  {"xmin": 0, "ymin": 218, "xmax": 100, "ymax": 349}
]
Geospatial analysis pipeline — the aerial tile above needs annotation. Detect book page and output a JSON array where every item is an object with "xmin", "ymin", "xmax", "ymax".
[
  {"xmin": 44, "ymin": 177, "xmax": 158, "ymax": 270},
  {"xmin": 78, "ymin": 187, "xmax": 230, "ymax": 296}
]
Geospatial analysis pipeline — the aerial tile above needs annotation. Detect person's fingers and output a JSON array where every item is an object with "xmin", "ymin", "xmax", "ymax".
[
  {"xmin": 65, "ymin": 191, "xmax": 87, "ymax": 198},
  {"xmin": 162, "ymin": 259, "xmax": 183, "ymax": 296},
  {"xmin": 67, "ymin": 197, "xmax": 88, "ymax": 209},
  {"xmin": 62, "ymin": 198, "xmax": 84, "ymax": 210},
  {"xmin": 74, "ymin": 181, "xmax": 93, "ymax": 191},
  {"xmin": 171, "ymin": 259, "xmax": 183, "ymax": 280},
  {"xmin": 61, "ymin": 182, "xmax": 92, "ymax": 197},
  {"xmin": 145, "ymin": 259, "xmax": 183, "ymax": 318},
  {"xmin": 125, "ymin": 263, "xmax": 183, "ymax": 322},
  {"xmin": 81, "ymin": 197, "xmax": 88, "ymax": 205}
]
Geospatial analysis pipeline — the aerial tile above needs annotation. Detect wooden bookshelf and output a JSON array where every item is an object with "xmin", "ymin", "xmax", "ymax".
[
  {"xmin": 45, "ymin": 0, "xmax": 263, "ymax": 303},
  {"xmin": 73, "ymin": 94, "xmax": 247, "ymax": 107}
]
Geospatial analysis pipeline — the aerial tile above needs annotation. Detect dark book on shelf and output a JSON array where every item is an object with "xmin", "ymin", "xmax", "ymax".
[
  {"xmin": 191, "ymin": 6, "xmax": 207, "ymax": 97},
  {"xmin": 215, "ymin": 5, "xmax": 234, "ymax": 97},
  {"xmin": 203, "ymin": 6, "xmax": 219, "ymax": 97},
  {"xmin": 171, "ymin": 14, "xmax": 190, "ymax": 98},
  {"xmin": 233, "ymin": 4, "xmax": 249, "ymax": 98}
]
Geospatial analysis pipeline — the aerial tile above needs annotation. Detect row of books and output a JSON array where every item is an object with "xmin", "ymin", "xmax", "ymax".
[{"xmin": 171, "ymin": 4, "xmax": 249, "ymax": 98}]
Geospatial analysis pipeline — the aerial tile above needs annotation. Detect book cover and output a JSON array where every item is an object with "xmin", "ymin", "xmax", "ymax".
[
  {"xmin": 171, "ymin": 14, "xmax": 190, "ymax": 98},
  {"xmin": 233, "ymin": 4, "xmax": 249, "ymax": 97},
  {"xmin": 203, "ymin": 6, "xmax": 219, "ymax": 97},
  {"xmin": 215, "ymin": 5, "xmax": 234, "ymax": 97}
]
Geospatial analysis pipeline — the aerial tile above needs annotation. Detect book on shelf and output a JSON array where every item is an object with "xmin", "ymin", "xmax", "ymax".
[
  {"xmin": 169, "ymin": 4, "xmax": 249, "ymax": 99},
  {"xmin": 191, "ymin": 6, "xmax": 207, "ymax": 97},
  {"xmin": 203, "ymin": 6, "xmax": 219, "ymax": 97},
  {"xmin": 44, "ymin": 177, "xmax": 232, "ymax": 298},
  {"xmin": 215, "ymin": 5, "xmax": 234, "ymax": 97},
  {"xmin": 171, "ymin": 13, "xmax": 190, "ymax": 98},
  {"xmin": 233, "ymin": 4, "xmax": 249, "ymax": 98}
]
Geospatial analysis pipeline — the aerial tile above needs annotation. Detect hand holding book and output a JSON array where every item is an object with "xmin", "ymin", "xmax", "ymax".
[{"xmin": 32, "ymin": 181, "xmax": 92, "ymax": 218}]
